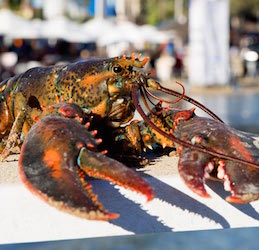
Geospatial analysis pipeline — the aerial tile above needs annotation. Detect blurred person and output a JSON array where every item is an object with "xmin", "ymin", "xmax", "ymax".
[
  {"xmin": 229, "ymin": 46, "xmax": 244, "ymax": 85},
  {"xmin": 173, "ymin": 50, "xmax": 184, "ymax": 77},
  {"xmin": 167, "ymin": 40, "xmax": 175, "ymax": 56},
  {"xmin": 148, "ymin": 48, "xmax": 160, "ymax": 79},
  {"xmin": 155, "ymin": 50, "xmax": 176, "ymax": 83}
]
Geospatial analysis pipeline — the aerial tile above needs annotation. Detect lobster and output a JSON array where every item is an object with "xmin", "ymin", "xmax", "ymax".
[{"xmin": 0, "ymin": 55, "xmax": 258, "ymax": 220}]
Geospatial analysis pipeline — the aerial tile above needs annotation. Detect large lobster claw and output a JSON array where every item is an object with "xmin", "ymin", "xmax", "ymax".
[
  {"xmin": 19, "ymin": 115, "xmax": 154, "ymax": 220},
  {"xmin": 174, "ymin": 113, "xmax": 259, "ymax": 204}
]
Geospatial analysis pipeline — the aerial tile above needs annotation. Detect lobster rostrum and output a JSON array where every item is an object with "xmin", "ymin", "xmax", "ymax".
[{"xmin": 0, "ymin": 54, "xmax": 258, "ymax": 220}]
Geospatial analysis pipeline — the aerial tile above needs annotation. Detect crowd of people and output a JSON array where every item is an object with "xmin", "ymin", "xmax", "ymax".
[
  {"xmin": 0, "ymin": 32, "xmax": 257, "ymax": 85},
  {"xmin": 0, "ymin": 35, "xmax": 188, "ymax": 84}
]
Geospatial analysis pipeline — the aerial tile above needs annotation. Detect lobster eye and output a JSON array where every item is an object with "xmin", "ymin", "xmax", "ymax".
[
  {"xmin": 127, "ymin": 66, "xmax": 133, "ymax": 72},
  {"xmin": 113, "ymin": 65, "xmax": 122, "ymax": 73}
]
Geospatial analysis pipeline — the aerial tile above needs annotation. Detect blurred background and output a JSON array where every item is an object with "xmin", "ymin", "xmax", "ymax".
[
  {"xmin": 0, "ymin": 0, "xmax": 258, "ymax": 84},
  {"xmin": 0, "ymin": 0, "xmax": 259, "ymax": 133}
]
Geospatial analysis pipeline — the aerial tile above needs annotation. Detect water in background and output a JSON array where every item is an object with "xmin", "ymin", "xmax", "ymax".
[{"xmin": 190, "ymin": 92, "xmax": 259, "ymax": 134}]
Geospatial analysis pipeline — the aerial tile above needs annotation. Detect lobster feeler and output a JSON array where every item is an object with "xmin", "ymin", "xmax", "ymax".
[
  {"xmin": 143, "ymin": 80, "xmax": 185, "ymax": 105},
  {"xmin": 145, "ymin": 79, "xmax": 224, "ymax": 123}
]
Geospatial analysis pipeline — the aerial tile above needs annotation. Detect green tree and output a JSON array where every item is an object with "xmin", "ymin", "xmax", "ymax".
[
  {"xmin": 141, "ymin": 0, "xmax": 188, "ymax": 25},
  {"xmin": 230, "ymin": 0, "xmax": 259, "ymax": 17}
]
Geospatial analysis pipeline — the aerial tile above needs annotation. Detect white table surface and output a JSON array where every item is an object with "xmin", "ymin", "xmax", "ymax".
[{"xmin": 0, "ymin": 153, "xmax": 258, "ymax": 244}]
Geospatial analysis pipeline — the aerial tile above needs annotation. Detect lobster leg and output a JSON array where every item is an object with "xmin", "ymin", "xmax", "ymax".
[
  {"xmin": 0, "ymin": 109, "xmax": 26, "ymax": 161},
  {"xmin": 0, "ymin": 92, "xmax": 30, "ymax": 161},
  {"xmin": 0, "ymin": 98, "xmax": 9, "ymax": 135}
]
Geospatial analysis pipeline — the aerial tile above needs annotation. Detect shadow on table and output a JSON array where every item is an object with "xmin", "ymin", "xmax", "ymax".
[
  {"xmin": 207, "ymin": 180, "xmax": 259, "ymax": 221},
  {"xmin": 91, "ymin": 172, "xmax": 230, "ymax": 234}
]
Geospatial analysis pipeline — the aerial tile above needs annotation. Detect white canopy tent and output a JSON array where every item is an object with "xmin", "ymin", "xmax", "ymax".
[
  {"xmin": 82, "ymin": 17, "xmax": 114, "ymax": 41},
  {"xmin": 0, "ymin": 9, "xmax": 170, "ymax": 48},
  {"xmin": 0, "ymin": 9, "xmax": 40, "ymax": 39},
  {"xmin": 40, "ymin": 16, "xmax": 94, "ymax": 43},
  {"xmin": 94, "ymin": 19, "xmax": 170, "ymax": 56},
  {"xmin": 96, "ymin": 20, "xmax": 170, "ymax": 47}
]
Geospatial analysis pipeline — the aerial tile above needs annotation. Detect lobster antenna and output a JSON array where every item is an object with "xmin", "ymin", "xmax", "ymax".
[
  {"xmin": 139, "ymin": 87, "xmax": 154, "ymax": 114},
  {"xmin": 155, "ymin": 82, "xmax": 224, "ymax": 123},
  {"xmin": 143, "ymin": 81, "xmax": 185, "ymax": 105},
  {"xmin": 132, "ymin": 86, "xmax": 259, "ymax": 170},
  {"xmin": 141, "ymin": 85, "xmax": 174, "ymax": 116}
]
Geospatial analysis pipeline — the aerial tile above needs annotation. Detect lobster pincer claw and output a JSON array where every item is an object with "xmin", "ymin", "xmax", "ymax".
[
  {"xmin": 19, "ymin": 116, "xmax": 154, "ymax": 220},
  {"xmin": 178, "ymin": 148, "xmax": 259, "ymax": 202},
  {"xmin": 178, "ymin": 148, "xmax": 259, "ymax": 203},
  {"xmin": 219, "ymin": 160, "xmax": 259, "ymax": 204},
  {"xmin": 178, "ymin": 148, "xmax": 212, "ymax": 198},
  {"xmin": 77, "ymin": 147, "xmax": 153, "ymax": 202},
  {"xmin": 172, "ymin": 113, "xmax": 259, "ymax": 204}
]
